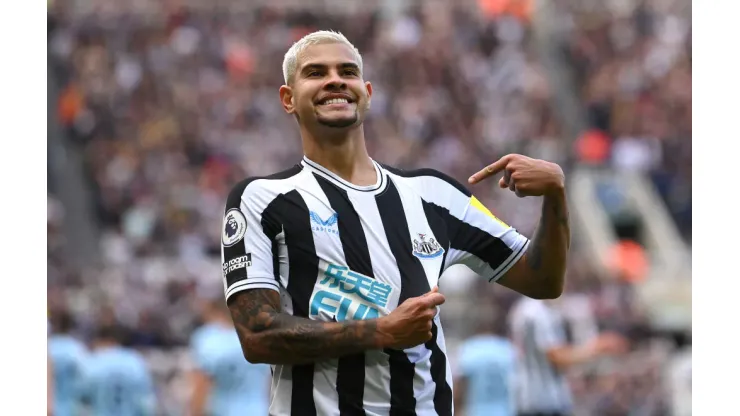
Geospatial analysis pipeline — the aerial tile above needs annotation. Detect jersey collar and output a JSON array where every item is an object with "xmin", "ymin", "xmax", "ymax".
[{"xmin": 301, "ymin": 156, "xmax": 386, "ymax": 193}]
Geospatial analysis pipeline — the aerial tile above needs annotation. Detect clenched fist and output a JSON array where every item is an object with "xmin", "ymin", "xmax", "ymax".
[
  {"xmin": 377, "ymin": 287, "xmax": 446, "ymax": 350},
  {"xmin": 468, "ymin": 154, "xmax": 565, "ymax": 198}
]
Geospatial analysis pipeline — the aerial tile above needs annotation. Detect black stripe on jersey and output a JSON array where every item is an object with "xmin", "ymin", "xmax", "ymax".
[
  {"xmin": 261, "ymin": 206, "xmax": 283, "ymax": 286},
  {"xmin": 379, "ymin": 165, "xmax": 472, "ymax": 197},
  {"xmin": 421, "ymin": 201, "xmax": 450, "ymax": 281},
  {"xmin": 266, "ymin": 189, "xmax": 318, "ymax": 416},
  {"xmin": 316, "ymin": 174, "xmax": 371, "ymax": 416},
  {"xmin": 427, "ymin": 204, "xmax": 514, "ymax": 278},
  {"xmin": 377, "ymin": 179, "xmax": 431, "ymax": 302},
  {"xmin": 376, "ymin": 178, "xmax": 428, "ymax": 415},
  {"xmin": 223, "ymin": 165, "xmax": 302, "ymax": 288},
  {"xmin": 488, "ymin": 242, "xmax": 527, "ymax": 283},
  {"xmin": 426, "ymin": 323, "xmax": 453, "ymax": 416}
]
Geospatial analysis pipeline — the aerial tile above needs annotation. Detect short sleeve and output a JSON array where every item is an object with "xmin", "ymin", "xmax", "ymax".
[
  {"xmin": 446, "ymin": 195, "xmax": 530, "ymax": 283},
  {"xmin": 221, "ymin": 179, "xmax": 281, "ymax": 302},
  {"xmin": 403, "ymin": 169, "xmax": 529, "ymax": 283}
]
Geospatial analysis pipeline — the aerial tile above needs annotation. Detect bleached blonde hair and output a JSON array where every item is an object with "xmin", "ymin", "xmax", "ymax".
[{"xmin": 282, "ymin": 30, "xmax": 364, "ymax": 85}]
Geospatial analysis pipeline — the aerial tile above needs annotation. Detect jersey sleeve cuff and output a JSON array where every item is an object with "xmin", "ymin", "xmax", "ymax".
[
  {"xmin": 225, "ymin": 276, "xmax": 280, "ymax": 301},
  {"xmin": 488, "ymin": 237, "xmax": 530, "ymax": 283}
]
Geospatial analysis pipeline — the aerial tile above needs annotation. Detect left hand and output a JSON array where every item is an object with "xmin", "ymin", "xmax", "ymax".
[{"xmin": 468, "ymin": 154, "xmax": 565, "ymax": 198}]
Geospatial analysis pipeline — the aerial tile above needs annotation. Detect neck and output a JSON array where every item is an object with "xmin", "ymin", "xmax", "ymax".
[{"xmin": 301, "ymin": 125, "xmax": 375, "ymax": 186}]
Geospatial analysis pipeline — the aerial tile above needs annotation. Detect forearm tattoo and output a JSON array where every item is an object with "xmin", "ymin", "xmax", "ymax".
[{"xmin": 228, "ymin": 289, "xmax": 380, "ymax": 364}]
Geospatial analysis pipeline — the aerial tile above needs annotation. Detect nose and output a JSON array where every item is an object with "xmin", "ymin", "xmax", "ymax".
[{"xmin": 323, "ymin": 70, "xmax": 347, "ymax": 90}]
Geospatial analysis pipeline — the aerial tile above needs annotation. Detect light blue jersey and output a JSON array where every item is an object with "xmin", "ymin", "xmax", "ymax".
[
  {"xmin": 457, "ymin": 335, "xmax": 517, "ymax": 416},
  {"xmin": 49, "ymin": 335, "xmax": 88, "ymax": 416},
  {"xmin": 80, "ymin": 346, "xmax": 156, "ymax": 416},
  {"xmin": 191, "ymin": 323, "xmax": 271, "ymax": 416}
]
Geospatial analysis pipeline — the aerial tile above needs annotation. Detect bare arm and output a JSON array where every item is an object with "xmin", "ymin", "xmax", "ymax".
[
  {"xmin": 546, "ymin": 332, "xmax": 628, "ymax": 370},
  {"xmin": 453, "ymin": 376, "xmax": 468, "ymax": 414},
  {"xmin": 546, "ymin": 344, "xmax": 600, "ymax": 371},
  {"xmin": 228, "ymin": 287, "xmax": 446, "ymax": 365},
  {"xmin": 188, "ymin": 370, "xmax": 211, "ymax": 416},
  {"xmin": 498, "ymin": 188, "xmax": 570, "ymax": 299},
  {"xmin": 227, "ymin": 289, "xmax": 385, "ymax": 365}
]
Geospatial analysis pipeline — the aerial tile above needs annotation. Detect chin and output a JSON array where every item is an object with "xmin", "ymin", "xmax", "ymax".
[{"xmin": 317, "ymin": 116, "xmax": 359, "ymax": 129}]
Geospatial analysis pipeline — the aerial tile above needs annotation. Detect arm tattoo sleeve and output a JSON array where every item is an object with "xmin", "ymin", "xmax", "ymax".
[{"xmin": 228, "ymin": 289, "xmax": 383, "ymax": 365}]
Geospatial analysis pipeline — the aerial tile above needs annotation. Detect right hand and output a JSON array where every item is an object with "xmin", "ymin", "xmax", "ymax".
[{"xmin": 378, "ymin": 287, "xmax": 446, "ymax": 350}]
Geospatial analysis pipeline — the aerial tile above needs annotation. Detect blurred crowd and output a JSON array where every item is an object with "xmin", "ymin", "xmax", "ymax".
[
  {"xmin": 47, "ymin": 0, "xmax": 690, "ymax": 414},
  {"xmin": 562, "ymin": 0, "xmax": 692, "ymax": 241}
]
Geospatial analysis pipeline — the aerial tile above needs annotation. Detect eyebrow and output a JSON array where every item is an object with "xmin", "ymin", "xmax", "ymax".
[{"xmin": 300, "ymin": 62, "xmax": 360, "ymax": 74}]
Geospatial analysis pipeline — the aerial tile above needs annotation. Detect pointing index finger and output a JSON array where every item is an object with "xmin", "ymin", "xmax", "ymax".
[{"xmin": 468, "ymin": 155, "xmax": 511, "ymax": 184}]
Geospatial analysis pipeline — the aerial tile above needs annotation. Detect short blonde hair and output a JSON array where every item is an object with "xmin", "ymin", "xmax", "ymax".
[{"xmin": 282, "ymin": 30, "xmax": 363, "ymax": 84}]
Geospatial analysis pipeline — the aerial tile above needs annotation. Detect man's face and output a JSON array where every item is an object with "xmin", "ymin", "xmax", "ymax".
[{"xmin": 280, "ymin": 43, "xmax": 372, "ymax": 129}]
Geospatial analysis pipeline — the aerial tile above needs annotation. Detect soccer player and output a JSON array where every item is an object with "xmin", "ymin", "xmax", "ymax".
[
  {"xmin": 508, "ymin": 296, "xmax": 628, "ymax": 416},
  {"xmin": 220, "ymin": 30, "xmax": 570, "ymax": 415},
  {"xmin": 79, "ymin": 324, "xmax": 156, "ymax": 416},
  {"xmin": 48, "ymin": 311, "xmax": 88, "ymax": 416},
  {"xmin": 189, "ymin": 294, "xmax": 271, "ymax": 416},
  {"xmin": 454, "ymin": 315, "xmax": 517, "ymax": 416}
]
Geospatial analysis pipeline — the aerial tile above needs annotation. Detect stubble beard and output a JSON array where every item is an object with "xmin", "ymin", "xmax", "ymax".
[{"xmin": 316, "ymin": 111, "xmax": 359, "ymax": 128}]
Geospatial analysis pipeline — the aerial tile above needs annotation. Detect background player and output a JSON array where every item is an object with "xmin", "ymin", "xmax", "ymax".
[
  {"xmin": 509, "ymin": 295, "xmax": 629, "ymax": 416},
  {"xmin": 454, "ymin": 312, "xmax": 517, "ymax": 416},
  {"xmin": 48, "ymin": 311, "xmax": 88, "ymax": 416},
  {"xmin": 188, "ymin": 292, "xmax": 271, "ymax": 416},
  {"xmin": 79, "ymin": 324, "xmax": 157, "ymax": 416}
]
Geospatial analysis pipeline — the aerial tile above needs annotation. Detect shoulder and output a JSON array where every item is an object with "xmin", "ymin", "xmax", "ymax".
[
  {"xmin": 190, "ymin": 325, "xmax": 218, "ymax": 351},
  {"xmin": 72, "ymin": 337, "xmax": 87, "ymax": 349},
  {"xmin": 457, "ymin": 337, "xmax": 476, "ymax": 353},
  {"xmin": 380, "ymin": 164, "xmax": 472, "ymax": 197},
  {"xmin": 225, "ymin": 164, "xmax": 304, "ymax": 211},
  {"xmin": 125, "ymin": 349, "xmax": 150, "ymax": 370},
  {"xmin": 495, "ymin": 337, "xmax": 516, "ymax": 352},
  {"xmin": 72, "ymin": 341, "xmax": 89, "ymax": 358},
  {"xmin": 189, "ymin": 324, "xmax": 211, "ymax": 345}
]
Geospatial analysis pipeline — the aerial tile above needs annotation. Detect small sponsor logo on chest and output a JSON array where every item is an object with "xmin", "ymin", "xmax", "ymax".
[{"xmin": 310, "ymin": 210, "xmax": 339, "ymax": 235}]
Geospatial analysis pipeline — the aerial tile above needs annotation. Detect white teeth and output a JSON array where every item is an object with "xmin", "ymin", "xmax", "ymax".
[{"xmin": 322, "ymin": 98, "xmax": 349, "ymax": 105}]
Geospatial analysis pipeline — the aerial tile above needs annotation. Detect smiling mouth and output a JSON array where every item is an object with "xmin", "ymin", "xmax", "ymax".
[{"xmin": 317, "ymin": 97, "xmax": 355, "ymax": 107}]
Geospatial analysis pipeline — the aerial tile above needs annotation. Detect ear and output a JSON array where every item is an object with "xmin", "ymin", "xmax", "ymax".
[
  {"xmin": 364, "ymin": 81, "xmax": 373, "ymax": 111},
  {"xmin": 279, "ymin": 85, "xmax": 295, "ymax": 114}
]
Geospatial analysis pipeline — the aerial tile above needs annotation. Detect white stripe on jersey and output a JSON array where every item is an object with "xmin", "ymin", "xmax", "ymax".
[{"xmin": 221, "ymin": 157, "xmax": 530, "ymax": 416}]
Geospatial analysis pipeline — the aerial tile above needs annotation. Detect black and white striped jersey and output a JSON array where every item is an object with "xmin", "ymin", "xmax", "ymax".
[
  {"xmin": 508, "ymin": 297, "xmax": 574, "ymax": 414},
  {"xmin": 220, "ymin": 156, "xmax": 530, "ymax": 416}
]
